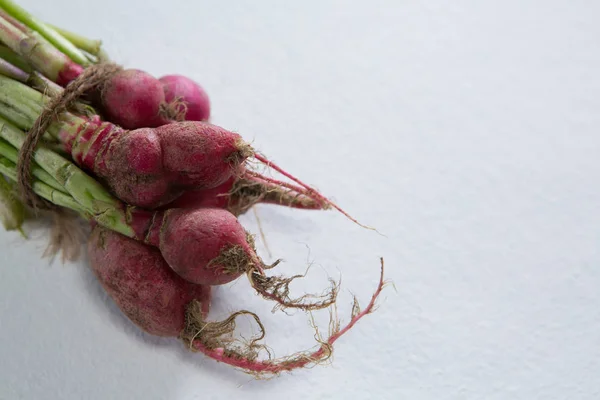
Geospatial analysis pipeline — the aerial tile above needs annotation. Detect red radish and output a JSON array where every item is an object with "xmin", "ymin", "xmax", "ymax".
[
  {"xmin": 0, "ymin": 18, "xmax": 166, "ymax": 126},
  {"xmin": 65, "ymin": 116, "xmax": 360, "ymax": 216},
  {"xmin": 0, "ymin": 14, "xmax": 377, "ymax": 228},
  {"xmin": 130, "ymin": 207, "xmax": 270, "ymax": 285},
  {"xmin": 167, "ymin": 174, "xmax": 327, "ymax": 215},
  {"xmin": 100, "ymin": 72, "xmax": 211, "ymax": 129},
  {"xmin": 128, "ymin": 207, "xmax": 337, "ymax": 310},
  {"xmin": 153, "ymin": 208, "xmax": 253, "ymax": 286},
  {"xmin": 90, "ymin": 222, "xmax": 386, "ymax": 376},
  {"xmin": 250, "ymin": 155, "xmax": 374, "ymax": 230},
  {"xmin": 88, "ymin": 224, "xmax": 211, "ymax": 336},
  {"xmin": 57, "ymin": 119, "xmax": 252, "ymax": 208},
  {"xmin": 4, "ymin": 75, "xmax": 364, "ymax": 220},
  {"xmin": 55, "ymin": 108, "xmax": 347, "ymax": 213},
  {"xmin": 159, "ymin": 74, "xmax": 210, "ymax": 122},
  {"xmin": 166, "ymin": 177, "xmax": 236, "ymax": 210},
  {"xmin": 100, "ymin": 69, "xmax": 169, "ymax": 129}
]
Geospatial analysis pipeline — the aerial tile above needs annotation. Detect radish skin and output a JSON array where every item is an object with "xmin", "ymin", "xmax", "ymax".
[
  {"xmin": 167, "ymin": 174, "xmax": 326, "ymax": 215},
  {"xmin": 124, "ymin": 207, "xmax": 338, "ymax": 311},
  {"xmin": 0, "ymin": 74, "xmax": 361, "ymax": 219},
  {"xmin": 88, "ymin": 224, "xmax": 211, "ymax": 336},
  {"xmin": 55, "ymin": 119, "xmax": 251, "ymax": 208},
  {"xmin": 129, "ymin": 208, "xmax": 259, "ymax": 286},
  {"xmin": 160, "ymin": 74, "xmax": 210, "ymax": 122},
  {"xmin": 101, "ymin": 69, "xmax": 169, "ymax": 129},
  {"xmin": 90, "ymin": 223, "xmax": 386, "ymax": 376}
]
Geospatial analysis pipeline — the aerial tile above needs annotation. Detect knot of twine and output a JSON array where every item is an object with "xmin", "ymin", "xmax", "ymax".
[{"xmin": 16, "ymin": 63, "xmax": 122, "ymax": 210}]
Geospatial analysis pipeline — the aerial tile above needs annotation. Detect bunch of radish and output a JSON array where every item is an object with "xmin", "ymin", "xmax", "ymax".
[{"xmin": 0, "ymin": 0, "xmax": 386, "ymax": 377}]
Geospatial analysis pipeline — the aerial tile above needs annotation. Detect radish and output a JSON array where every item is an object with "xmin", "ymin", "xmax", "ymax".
[
  {"xmin": 0, "ymin": 75, "xmax": 360, "ymax": 223},
  {"xmin": 0, "ymin": 108, "xmax": 386, "ymax": 374},
  {"xmin": 138, "ymin": 207, "xmax": 253, "ymax": 286},
  {"xmin": 100, "ymin": 71, "xmax": 212, "ymax": 129},
  {"xmin": 90, "ymin": 223, "xmax": 386, "ymax": 376},
  {"xmin": 159, "ymin": 74, "xmax": 210, "ymax": 122},
  {"xmin": 126, "ymin": 207, "xmax": 338, "ymax": 310},
  {"xmin": 88, "ymin": 224, "xmax": 211, "ymax": 336},
  {"xmin": 167, "ymin": 174, "xmax": 327, "ymax": 215},
  {"xmin": 0, "ymin": 1, "xmax": 386, "ymax": 376},
  {"xmin": 100, "ymin": 69, "xmax": 169, "ymax": 129},
  {"xmin": 0, "ymin": 13, "xmax": 366, "ymax": 223},
  {"xmin": 101, "ymin": 72, "xmax": 211, "ymax": 129},
  {"xmin": 0, "ymin": 16, "xmax": 206, "ymax": 129},
  {"xmin": 65, "ymin": 120, "xmax": 250, "ymax": 208},
  {"xmin": 0, "ymin": 75, "xmax": 250, "ymax": 207},
  {"xmin": 0, "ymin": 17, "xmax": 173, "ymax": 129},
  {"xmin": 0, "ymin": 130, "xmax": 336, "ymax": 311}
]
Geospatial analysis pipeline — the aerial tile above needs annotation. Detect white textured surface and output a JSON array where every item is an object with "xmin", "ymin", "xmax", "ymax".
[{"xmin": 1, "ymin": 0, "xmax": 600, "ymax": 399}]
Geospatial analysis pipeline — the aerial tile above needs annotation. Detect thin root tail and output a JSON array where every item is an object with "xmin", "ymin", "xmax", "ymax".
[
  {"xmin": 181, "ymin": 258, "xmax": 387, "ymax": 377},
  {"xmin": 252, "ymin": 154, "xmax": 376, "ymax": 231}
]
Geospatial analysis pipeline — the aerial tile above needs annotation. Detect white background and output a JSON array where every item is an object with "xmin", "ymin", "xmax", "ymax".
[{"xmin": 1, "ymin": 1, "xmax": 600, "ymax": 399}]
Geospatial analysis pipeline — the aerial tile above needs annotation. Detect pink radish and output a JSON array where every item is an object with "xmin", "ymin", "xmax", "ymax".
[
  {"xmin": 90, "ymin": 223, "xmax": 386, "ymax": 376},
  {"xmin": 100, "ymin": 69, "xmax": 169, "ymax": 129},
  {"xmin": 160, "ymin": 74, "xmax": 210, "ymax": 122},
  {"xmin": 88, "ymin": 224, "xmax": 211, "ymax": 336},
  {"xmin": 57, "ymin": 119, "xmax": 252, "ymax": 208},
  {"xmin": 4, "ymin": 76, "xmax": 365, "ymax": 221},
  {"xmin": 126, "ymin": 207, "xmax": 337, "ymax": 310},
  {"xmin": 166, "ymin": 174, "xmax": 326, "ymax": 215}
]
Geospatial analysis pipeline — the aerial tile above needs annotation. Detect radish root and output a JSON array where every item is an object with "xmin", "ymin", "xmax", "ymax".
[
  {"xmin": 227, "ymin": 176, "xmax": 325, "ymax": 216},
  {"xmin": 247, "ymin": 154, "xmax": 373, "ymax": 229},
  {"xmin": 207, "ymin": 242, "xmax": 255, "ymax": 276},
  {"xmin": 182, "ymin": 258, "xmax": 387, "ymax": 377},
  {"xmin": 208, "ymin": 231, "xmax": 340, "ymax": 311},
  {"xmin": 248, "ymin": 269, "xmax": 339, "ymax": 312}
]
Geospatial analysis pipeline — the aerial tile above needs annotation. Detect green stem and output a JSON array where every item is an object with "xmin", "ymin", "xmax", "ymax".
[
  {"xmin": 0, "ymin": 73, "xmax": 97, "ymax": 153},
  {"xmin": 0, "ymin": 116, "xmax": 134, "ymax": 237},
  {"xmin": 0, "ymin": 138, "xmax": 65, "ymax": 192},
  {"xmin": 0, "ymin": 15, "xmax": 82, "ymax": 84},
  {"xmin": 0, "ymin": 75, "xmax": 153, "ymax": 239},
  {"xmin": 0, "ymin": 156, "xmax": 87, "ymax": 214},
  {"xmin": 0, "ymin": 7, "xmax": 25, "ymax": 31},
  {"xmin": 0, "ymin": 44, "xmax": 32, "ymax": 73},
  {"xmin": 96, "ymin": 48, "xmax": 110, "ymax": 62},
  {"xmin": 26, "ymin": 71, "xmax": 97, "ymax": 116},
  {"xmin": 0, "ymin": 73, "xmax": 96, "ymax": 148},
  {"xmin": 27, "ymin": 71, "xmax": 61, "ymax": 97},
  {"xmin": 0, "ymin": 117, "xmax": 116, "ymax": 208},
  {"xmin": 0, "ymin": 73, "xmax": 70, "ymax": 138},
  {"xmin": 0, "ymin": 72, "xmax": 49, "ymax": 131},
  {"xmin": 41, "ymin": 139, "xmax": 70, "ymax": 158},
  {"xmin": 0, "ymin": 0, "xmax": 89, "ymax": 66},
  {"xmin": 0, "ymin": 171, "xmax": 26, "ymax": 231},
  {"xmin": 0, "ymin": 75, "xmax": 138, "ymax": 237},
  {"xmin": 48, "ymin": 24, "xmax": 102, "ymax": 56},
  {"xmin": 0, "ymin": 56, "xmax": 28, "ymax": 82},
  {"xmin": 83, "ymin": 52, "xmax": 97, "ymax": 64}
]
